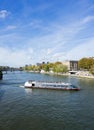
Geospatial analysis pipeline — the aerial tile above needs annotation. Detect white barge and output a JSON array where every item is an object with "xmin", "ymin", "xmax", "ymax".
[{"xmin": 24, "ymin": 80, "xmax": 80, "ymax": 91}]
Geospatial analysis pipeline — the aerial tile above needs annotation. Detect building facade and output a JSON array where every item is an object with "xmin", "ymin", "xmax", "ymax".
[{"xmin": 62, "ymin": 60, "xmax": 78, "ymax": 71}]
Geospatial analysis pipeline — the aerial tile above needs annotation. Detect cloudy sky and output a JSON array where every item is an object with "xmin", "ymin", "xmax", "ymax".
[{"xmin": 0, "ymin": 0, "xmax": 94, "ymax": 67}]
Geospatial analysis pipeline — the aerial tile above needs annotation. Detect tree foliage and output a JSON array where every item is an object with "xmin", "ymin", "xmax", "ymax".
[
  {"xmin": 78, "ymin": 57, "xmax": 94, "ymax": 71},
  {"xmin": 53, "ymin": 63, "xmax": 68, "ymax": 73},
  {"xmin": 90, "ymin": 64, "xmax": 94, "ymax": 75},
  {"xmin": 42, "ymin": 64, "xmax": 49, "ymax": 72},
  {"xmin": 23, "ymin": 62, "xmax": 68, "ymax": 73}
]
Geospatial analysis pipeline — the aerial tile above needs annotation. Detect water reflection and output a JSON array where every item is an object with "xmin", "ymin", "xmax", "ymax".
[
  {"xmin": 25, "ymin": 88, "xmax": 32, "ymax": 94},
  {"xmin": 0, "ymin": 89, "xmax": 5, "ymax": 101}
]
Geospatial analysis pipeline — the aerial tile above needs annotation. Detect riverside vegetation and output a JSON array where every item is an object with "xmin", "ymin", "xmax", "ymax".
[
  {"xmin": 23, "ymin": 62, "xmax": 68, "ymax": 74},
  {"xmin": 23, "ymin": 57, "xmax": 94, "ymax": 75}
]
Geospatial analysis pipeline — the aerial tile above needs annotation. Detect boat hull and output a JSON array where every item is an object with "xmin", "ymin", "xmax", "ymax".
[{"xmin": 25, "ymin": 86, "xmax": 80, "ymax": 91}]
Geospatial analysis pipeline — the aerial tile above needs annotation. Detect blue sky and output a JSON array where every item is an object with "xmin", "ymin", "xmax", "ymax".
[{"xmin": 0, "ymin": 0, "xmax": 94, "ymax": 67}]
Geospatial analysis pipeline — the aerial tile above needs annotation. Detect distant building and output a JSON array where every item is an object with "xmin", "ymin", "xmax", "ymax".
[
  {"xmin": 89, "ymin": 57, "xmax": 94, "ymax": 59},
  {"xmin": 36, "ymin": 63, "xmax": 41, "ymax": 66},
  {"xmin": 37, "ymin": 61, "xmax": 48, "ymax": 66},
  {"xmin": 42, "ymin": 62, "xmax": 45, "ymax": 64},
  {"xmin": 62, "ymin": 60, "xmax": 78, "ymax": 71}
]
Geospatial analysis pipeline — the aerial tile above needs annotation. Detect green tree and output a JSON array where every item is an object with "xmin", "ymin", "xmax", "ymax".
[
  {"xmin": 89, "ymin": 64, "xmax": 94, "ymax": 75},
  {"xmin": 43, "ymin": 64, "xmax": 49, "ymax": 72},
  {"xmin": 53, "ymin": 63, "xmax": 68, "ymax": 73},
  {"xmin": 78, "ymin": 58, "xmax": 88, "ymax": 70},
  {"xmin": 78, "ymin": 57, "xmax": 94, "ymax": 70},
  {"xmin": 87, "ymin": 58, "xmax": 94, "ymax": 70}
]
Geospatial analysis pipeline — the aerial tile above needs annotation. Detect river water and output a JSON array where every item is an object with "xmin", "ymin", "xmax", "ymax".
[{"xmin": 0, "ymin": 71, "xmax": 94, "ymax": 130}]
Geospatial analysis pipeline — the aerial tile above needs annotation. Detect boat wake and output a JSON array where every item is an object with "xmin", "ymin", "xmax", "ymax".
[{"xmin": 19, "ymin": 85, "xmax": 24, "ymax": 88}]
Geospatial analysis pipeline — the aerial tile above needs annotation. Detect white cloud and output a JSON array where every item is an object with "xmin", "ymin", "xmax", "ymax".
[
  {"xmin": 0, "ymin": 12, "xmax": 94, "ymax": 66},
  {"xmin": 0, "ymin": 47, "xmax": 34, "ymax": 67},
  {"xmin": 51, "ymin": 52, "xmax": 66, "ymax": 61},
  {"xmin": 81, "ymin": 16, "xmax": 94, "ymax": 24},
  {"xmin": 0, "ymin": 10, "xmax": 9, "ymax": 19},
  {"xmin": 66, "ymin": 38, "xmax": 94, "ymax": 60},
  {"xmin": 6, "ymin": 25, "xmax": 17, "ymax": 30},
  {"xmin": 29, "ymin": 19, "xmax": 42, "ymax": 29},
  {"xmin": 46, "ymin": 48, "xmax": 55, "ymax": 55},
  {"xmin": 22, "ymin": 15, "xmax": 94, "ymax": 63}
]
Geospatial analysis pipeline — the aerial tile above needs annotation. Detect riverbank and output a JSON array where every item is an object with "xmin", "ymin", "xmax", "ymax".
[
  {"xmin": 61, "ymin": 71, "xmax": 94, "ymax": 79},
  {"xmin": 72, "ymin": 71, "xmax": 94, "ymax": 79},
  {"xmin": 28, "ymin": 70, "xmax": 94, "ymax": 79}
]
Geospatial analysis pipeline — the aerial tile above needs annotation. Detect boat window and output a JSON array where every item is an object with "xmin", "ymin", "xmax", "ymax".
[{"xmin": 32, "ymin": 83, "xmax": 35, "ymax": 86}]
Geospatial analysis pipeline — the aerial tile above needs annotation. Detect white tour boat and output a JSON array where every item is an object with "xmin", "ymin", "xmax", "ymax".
[{"xmin": 24, "ymin": 80, "xmax": 80, "ymax": 91}]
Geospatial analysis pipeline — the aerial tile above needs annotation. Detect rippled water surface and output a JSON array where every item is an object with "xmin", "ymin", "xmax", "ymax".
[{"xmin": 0, "ymin": 71, "xmax": 94, "ymax": 130}]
